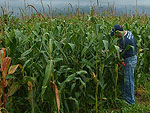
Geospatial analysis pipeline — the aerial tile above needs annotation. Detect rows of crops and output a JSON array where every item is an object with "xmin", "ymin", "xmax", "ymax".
[{"xmin": 0, "ymin": 13, "xmax": 150, "ymax": 113}]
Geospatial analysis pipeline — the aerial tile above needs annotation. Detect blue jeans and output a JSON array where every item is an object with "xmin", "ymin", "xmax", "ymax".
[{"xmin": 121, "ymin": 55, "xmax": 137, "ymax": 105}]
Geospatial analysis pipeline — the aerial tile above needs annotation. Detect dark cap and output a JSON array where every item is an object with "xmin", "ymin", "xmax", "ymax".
[{"xmin": 111, "ymin": 24, "xmax": 123, "ymax": 36}]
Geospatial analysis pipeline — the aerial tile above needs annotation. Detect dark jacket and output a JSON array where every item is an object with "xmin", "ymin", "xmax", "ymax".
[{"xmin": 119, "ymin": 31, "xmax": 137, "ymax": 59}]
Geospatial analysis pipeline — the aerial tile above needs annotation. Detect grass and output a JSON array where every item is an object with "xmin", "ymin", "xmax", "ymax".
[
  {"xmin": 120, "ymin": 102, "xmax": 150, "ymax": 113},
  {"xmin": 105, "ymin": 73, "xmax": 150, "ymax": 113},
  {"xmin": 111, "ymin": 103, "xmax": 150, "ymax": 113}
]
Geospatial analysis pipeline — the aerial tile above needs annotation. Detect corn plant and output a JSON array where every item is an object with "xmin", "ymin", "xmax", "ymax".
[
  {"xmin": 0, "ymin": 13, "xmax": 149, "ymax": 113},
  {"xmin": 0, "ymin": 48, "xmax": 20, "ymax": 110}
]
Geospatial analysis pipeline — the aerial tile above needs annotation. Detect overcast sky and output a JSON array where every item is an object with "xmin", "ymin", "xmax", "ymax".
[
  {"xmin": 0, "ymin": 0, "xmax": 149, "ymax": 14},
  {"xmin": 0, "ymin": 0, "xmax": 149, "ymax": 8}
]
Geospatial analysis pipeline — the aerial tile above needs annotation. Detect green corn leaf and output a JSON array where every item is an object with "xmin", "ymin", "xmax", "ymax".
[
  {"xmin": 49, "ymin": 39, "xmax": 53, "ymax": 58},
  {"xmin": 7, "ymin": 82, "xmax": 20, "ymax": 97},
  {"xmin": 53, "ymin": 58, "xmax": 63, "ymax": 63},
  {"xmin": 68, "ymin": 97, "xmax": 79, "ymax": 110},
  {"xmin": 67, "ymin": 43, "xmax": 75, "ymax": 51},
  {"xmin": 21, "ymin": 48, "xmax": 32, "ymax": 58},
  {"xmin": 105, "ymin": 46, "xmax": 116, "ymax": 60},
  {"xmin": 41, "ymin": 60, "xmax": 53, "ymax": 98},
  {"xmin": 60, "ymin": 73, "xmax": 76, "ymax": 92},
  {"xmin": 103, "ymin": 40, "xmax": 108, "ymax": 50},
  {"xmin": 65, "ymin": 73, "xmax": 76, "ymax": 83},
  {"xmin": 76, "ymin": 70, "xmax": 87, "ymax": 75},
  {"xmin": 81, "ymin": 37, "xmax": 95, "ymax": 57},
  {"xmin": 54, "ymin": 41, "xmax": 69, "ymax": 63},
  {"xmin": 23, "ymin": 58, "xmax": 32, "ymax": 69},
  {"xmin": 82, "ymin": 58, "xmax": 95, "ymax": 69},
  {"xmin": 75, "ymin": 77, "xmax": 86, "ymax": 88},
  {"xmin": 71, "ymin": 83, "xmax": 76, "ymax": 92},
  {"xmin": 114, "ymin": 45, "xmax": 120, "ymax": 59}
]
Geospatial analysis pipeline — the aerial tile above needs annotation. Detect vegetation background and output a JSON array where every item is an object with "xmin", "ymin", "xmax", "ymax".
[{"xmin": 0, "ymin": 0, "xmax": 150, "ymax": 113}]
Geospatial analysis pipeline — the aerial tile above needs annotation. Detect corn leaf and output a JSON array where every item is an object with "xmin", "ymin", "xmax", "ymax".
[
  {"xmin": 21, "ymin": 48, "xmax": 32, "ymax": 58},
  {"xmin": 114, "ymin": 45, "xmax": 120, "ymax": 59},
  {"xmin": 54, "ymin": 82, "xmax": 60, "ymax": 113},
  {"xmin": 0, "ymin": 48, "xmax": 6, "ymax": 65},
  {"xmin": 8, "ymin": 64, "xmax": 19, "ymax": 74},
  {"xmin": 41, "ymin": 60, "xmax": 53, "ymax": 98},
  {"xmin": 103, "ymin": 40, "xmax": 108, "ymax": 50},
  {"xmin": 7, "ymin": 82, "xmax": 20, "ymax": 97},
  {"xmin": 2, "ymin": 57, "xmax": 11, "ymax": 80}
]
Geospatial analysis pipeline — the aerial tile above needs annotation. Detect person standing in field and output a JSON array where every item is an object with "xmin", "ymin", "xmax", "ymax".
[{"xmin": 111, "ymin": 24, "xmax": 138, "ymax": 105}]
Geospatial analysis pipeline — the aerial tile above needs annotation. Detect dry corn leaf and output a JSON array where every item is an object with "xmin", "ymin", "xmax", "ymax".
[{"xmin": 8, "ymin": 64, "xmax": 19, "ymax": 74}]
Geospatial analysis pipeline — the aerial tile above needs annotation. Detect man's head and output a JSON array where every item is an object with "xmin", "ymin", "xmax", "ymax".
[{"xmin": 111, "ymin": 24, "xmax": 124, "ymax": 38}]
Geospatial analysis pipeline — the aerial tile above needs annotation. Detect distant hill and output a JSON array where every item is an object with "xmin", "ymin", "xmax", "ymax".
[{"xmin": 44, "ymin": 5, "xmax": 150, "ymax": 16}]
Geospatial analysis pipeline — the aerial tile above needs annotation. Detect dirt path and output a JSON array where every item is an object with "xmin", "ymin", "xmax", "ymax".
[{"xmin": 135, "ymin": 87, "xmax": 150, "ymax": 105}]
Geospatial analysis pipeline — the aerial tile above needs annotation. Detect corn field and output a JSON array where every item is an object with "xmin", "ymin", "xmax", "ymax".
[{"xmin": 0, "ymin": 12, "xmax": 150, "ymax": 113}]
